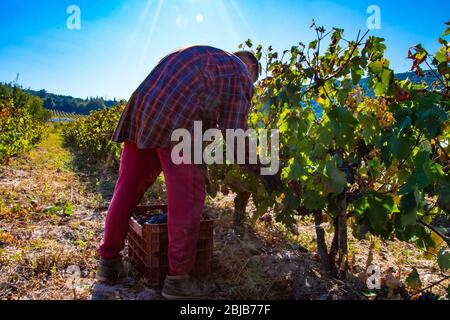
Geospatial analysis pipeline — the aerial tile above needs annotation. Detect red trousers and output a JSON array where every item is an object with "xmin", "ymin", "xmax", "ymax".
[{"xmin": 98, "ymin": 141, "xmax": 206, "ymax": 276}]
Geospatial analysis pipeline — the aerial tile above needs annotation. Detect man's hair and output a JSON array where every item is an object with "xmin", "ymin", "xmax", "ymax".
[{"xmin": 233, "ymin": 50, "xmax": 261, "ymax": 81}]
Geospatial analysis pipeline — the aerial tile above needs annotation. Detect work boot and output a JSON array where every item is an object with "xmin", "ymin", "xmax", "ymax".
[
  {"xmin": 161, "ymin": 274, "xmax": 214, "ymax": 300},
  {"xmin": 96, "ymin": 256, "xmax": 127, "ymax": 284}
]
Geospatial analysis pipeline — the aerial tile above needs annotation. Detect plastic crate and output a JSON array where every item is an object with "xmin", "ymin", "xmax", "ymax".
[{"xmin": 128, "ymin": 205, "xmax": 214, "ymax": 286}]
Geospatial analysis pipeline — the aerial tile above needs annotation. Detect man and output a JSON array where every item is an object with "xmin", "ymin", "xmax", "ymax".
[{"xmin": 96, "ymin": 45, "xmax": 274, "ymax": 299}]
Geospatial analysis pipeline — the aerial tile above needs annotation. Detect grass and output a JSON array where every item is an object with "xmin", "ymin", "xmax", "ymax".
[
  {"xmin": 0, "ymin": 128, "xmax": 448, "ymax": 300},
  {"xmin": 0, "ymin": 126, "xmax": 104, "ymax": 299},
  {"xmin": 11, "ymin": 126, "xmax": 72, "ymax": 172}
]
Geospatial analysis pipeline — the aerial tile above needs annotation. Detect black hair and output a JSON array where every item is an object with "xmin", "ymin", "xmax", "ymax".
[{"xmin": 233, "ymin": 50, "xmax": 261, "ymax": 80}]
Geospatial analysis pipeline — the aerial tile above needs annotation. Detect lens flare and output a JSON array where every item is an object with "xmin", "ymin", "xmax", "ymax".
[{"xmin": 196, "ymin": 14, "xmax": 204, "ymax": 23}]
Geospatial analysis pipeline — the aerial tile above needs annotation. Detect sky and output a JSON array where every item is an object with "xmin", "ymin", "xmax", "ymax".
[{"xmin": 0, "ymin": 0, "xmax": 448, "ymax": 99}]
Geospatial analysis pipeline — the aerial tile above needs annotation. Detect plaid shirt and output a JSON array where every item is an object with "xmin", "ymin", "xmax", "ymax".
[{"xmin": 112, "ymin": 45, "xmax": 254, "ymax": 149}]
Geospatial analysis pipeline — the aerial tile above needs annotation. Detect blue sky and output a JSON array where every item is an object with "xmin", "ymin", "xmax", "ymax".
[{"xmin": 0, "ymin": 0, "xmax": 448, "ymax": 99}]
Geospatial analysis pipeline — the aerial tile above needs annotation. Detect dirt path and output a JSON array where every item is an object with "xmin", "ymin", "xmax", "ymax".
[
  {"xmin": 0, "ymin": 130, "xmax": 447, "ymax": 300},
  {"xmin": 0, "ymin": 130, "xmax": 331, "ymax": 300},
  {"xmin": 0, "ymin": 130, "xmax": 159, "ymax": 299},
  {"xmin": 0, "ymin": 130, "xmax": 296, "ymax": 300}
]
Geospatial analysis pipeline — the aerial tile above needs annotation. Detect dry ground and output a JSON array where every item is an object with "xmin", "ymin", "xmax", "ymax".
[{"xmin": 0, "ymin": 129, "xmax": 448, "ymax": 300}]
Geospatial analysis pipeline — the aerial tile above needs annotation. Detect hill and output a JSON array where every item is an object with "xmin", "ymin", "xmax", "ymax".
[
  {"xmin": 32, "ymin": 70, "xmax": 441, "ymax": 115},
  {"xmin": 25, "ymin": 88, "xmax": 122, "ymax": 115}
]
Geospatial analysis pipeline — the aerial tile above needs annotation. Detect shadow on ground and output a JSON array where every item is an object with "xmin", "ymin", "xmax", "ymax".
[
  {"xmin": 91, "ymin": 278, "xmax": 161, "ymax": 300},
  {"xmin": 87, "ymin": 200, "xmax": 367, "ymax": 300},
  {"xmin": 208, "ymin": 211, "xmax": 367, "ymax": 300},
  {"xmin": 61, "ymin": 145, "xmax": 367, "ymax": 300}
]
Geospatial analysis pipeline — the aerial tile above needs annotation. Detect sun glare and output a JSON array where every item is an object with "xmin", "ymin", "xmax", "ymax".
[{"xmin": 196, "ymin": 14, "xmax": 204, "ymax": 23}]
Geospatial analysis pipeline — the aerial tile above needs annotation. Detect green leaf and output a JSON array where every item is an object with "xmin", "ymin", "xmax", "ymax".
[
  {"xmin": 398, "ymin": 116, "xmax": 412, "ymax": 133},
  {"xmin": 395, "ymin": 224, "xmax": 435, "ymax": 250},
  {"xmin": 361, "ymin": 291, "xmax": 378, "ymax": 298},
  {"xmin": 368, "ymin": 59, "xmax": 393, "ymax": 96},
  {"xmin": 304, "ymin": 190, "xmax": 326, "ymax": 211},
  {"xmin": 399, "ymin": 192, "xmax": 418, "ymax": 227},
  {"xmin": 415, "ymin": 99, "xmax": 448, "ymax": 139},
  {"xmin": 405, "ymin": 268, "xmax": 422, "ymax": 291},
  {"xmin": 327, "ymin": 107, "xmax": 358, "ymax": 148},
  {"xmin": 437, "ymin": 175, "xmax": 450, "ymax": 212},
  {"xmin": 434, "ymin": 50, "xmax": 447, "ymax": 63},
  {"xmin": 351, "ymin": 67, "xmax": 364, "ymax": 85},
  {"xmin": 368, "ymin": 61, "xmax": 383, "ymax": 74},
  {"xmin": 354, "ymin": 192, "xmax": 395, "ymax": 236},
  {"xmin": 331, "ymin": 28, "xmax": 343, "ymax": 45},
  {"xmin": 337, "ymin": 78, "xmax": 353, "ymax": 105},
  {"xmin": 413, "ymin": 151, "xmax": 435, "ymax": 189},
  {"xmin": 325, "ymin": 158, "xmax": 347, "ymax": 194},
  {"xmin": 389, "ymin": 132, "xmax": 415, "ymax": 160},
  {"xmin": 437, "ymin": 248, "xmax": 450, "ymax": 271},
  {"xmin": 381, "ymin": 69, "xmax": 393, "ymax": 87},
  {"xmin": 310, "ymin": 143, "xmax": 327, "ymax": 162},
  {"xmin": 308, "ymin": 40, "xmax": 318, "ymax": 50},
  {"xmin": 282, "ymin": 158, "xmax": 305, "ymax": 181},
  {"xmin": 359, "ymin": 113, "xmax": 380, "ymax": 145},
  {"xmin": 317, "ymin": 124, "xmax": 333, "ymax": 146}
]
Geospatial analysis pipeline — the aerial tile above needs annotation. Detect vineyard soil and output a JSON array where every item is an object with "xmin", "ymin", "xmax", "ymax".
[{"xmin": 0, "ymin": 128, "xmax": 447, "ymax": 300}]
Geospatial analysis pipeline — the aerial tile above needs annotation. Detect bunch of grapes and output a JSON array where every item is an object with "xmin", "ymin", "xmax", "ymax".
[{"xmin": 416, "ymin": 292, "xmax": 440, "ymax": 300}]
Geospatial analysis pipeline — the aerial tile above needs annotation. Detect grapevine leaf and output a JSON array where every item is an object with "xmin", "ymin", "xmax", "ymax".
[
  {"xmin": 304, "ymin": 190, "xmax": 326, "ymax": 211},
  {"xmin": 328, "ymin": 107, "xmax": 358, "ymax": 148},
  {"xmin": 368, "ymin": 61, "xmax": 383, "ymax": 74},
  {"xmin": 442, "ymin": 27, "xmax": 450, "ymax": 38},
  {"xmin": 437, "ymin": 175, "xmax": 450, "ymax": 212},
  {"xmin": 413, "ymin": 151, "xmax": 435, "ymax": 189},
  {"xmin": 399, "ymin": 192, "xmax": 418, "ymax": 227},
  {"xmin": 359, "ymin": 113, "xmax": 379, "ymax": 145},
  {"xmin": 398, "ymin": 116, "xmax": 412, "ymax": 133},
  {"xmin": 405, "ymin": 268, "xmax": 422, "ymax": 291},
  {"xmin": 325, "ymin": 158, "xmax": 347, "ymax": 194},
  {"xmin": 434, "ymin": 49, "xmax": 447, "ymax": 63},
  {"xmin": 395, "ymin": 224, "xmax": 435, "ymax": 251},
  {"xmin": 381, "ymin": 69, "xmax": 394, "ymax": 88},
  {"xmin": 308, "ymin": 40, "xmax": 318, "ymax": 50},
  {"xmin": 354, "ymin": 192, "xmax": 395, "ymax": 236},
  {"xmin": 317, "ymin": 124, "xmax": 333, "ymax": 146},
  {"xmin": 415, "ymin": 97, "xmax": 448, "ymax": 139},
  {"xmin": 337, "ymin": 78, "xmax": 353, "ymax": 105},
  {"xmin": 310, "ymin": 143, "xmax": 327, "ymax": 162},
  {"xmin": 389, "ymin": 131, "xmax": 415, "ymax": 160},
  {"xmin": 437, "ymin": 248, "xmax": 450, "ymax": 271},
  {"xmin": 282, "ymin": 158, "xmax": 305, "ymax": 181}
]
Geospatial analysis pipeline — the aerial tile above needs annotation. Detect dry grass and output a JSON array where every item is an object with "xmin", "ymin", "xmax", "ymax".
[
  {"xmin": 0, "ymin": 131, "xmax": 103, "ymax": 299},
  {"xmin": 0, "ymin": 130, "xmax": 448, "ymax": 300}
]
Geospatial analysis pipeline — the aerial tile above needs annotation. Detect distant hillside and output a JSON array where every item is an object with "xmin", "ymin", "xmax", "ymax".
[
  {"xmin": 21, "ymin": 70, "xmax": 440, "ymax": 116},
  {"xmin": 359, "ymin": 70, "xmax": 440, "ymax": 91},
  {"xmin": 392, "ymin": 70, "xmax": 440, "ymax": 86},
  {"xmin": 25, "ymin": 88, "xmax": 122, "ymax": 115}
]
